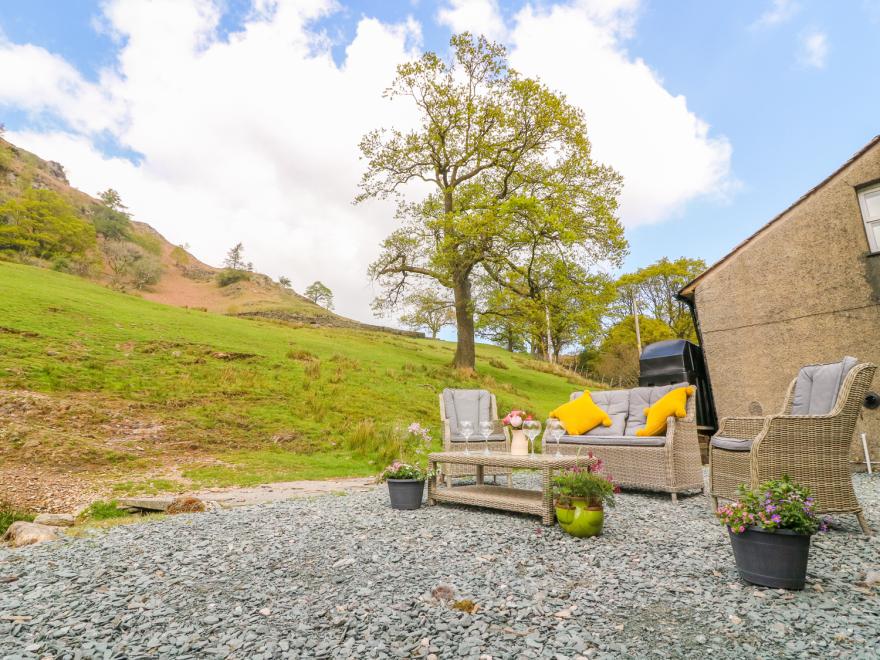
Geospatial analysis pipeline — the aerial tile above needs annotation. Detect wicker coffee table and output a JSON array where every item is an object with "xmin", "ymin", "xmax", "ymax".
[{"xmin": 427, "ymin": 451, "xmax": 598, "ymax": 525}]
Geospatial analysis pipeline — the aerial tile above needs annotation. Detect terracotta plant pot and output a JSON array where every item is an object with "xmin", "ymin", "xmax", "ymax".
[
  {"xmin": 727, "ymin": 526, "xmax": 812, "ymax": 590},
  {"xmin": 387, "ymin": 479, "xmax": 425, "ymax": 510},
  {"xmin": 555, "ymin": 499, "xmax": 604, "ymax": 537}
]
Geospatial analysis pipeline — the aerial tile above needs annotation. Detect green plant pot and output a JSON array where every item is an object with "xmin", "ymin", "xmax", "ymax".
[{"xmin": 555, "ymin": 500, "xmax": 604, "ymax": 538}]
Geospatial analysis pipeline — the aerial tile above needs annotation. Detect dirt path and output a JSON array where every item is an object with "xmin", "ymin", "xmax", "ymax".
[{"xmin": 187, "ymin": 477, "xmax": 377, "ymax": 508}]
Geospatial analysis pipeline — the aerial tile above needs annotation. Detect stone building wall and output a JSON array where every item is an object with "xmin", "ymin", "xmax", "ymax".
[{"xmin": 691, "ymin": 139, "xmax": 880, "ymax": 465}]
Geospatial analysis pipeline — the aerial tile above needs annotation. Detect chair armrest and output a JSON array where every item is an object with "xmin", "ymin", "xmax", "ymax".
[
  {"xmin": 715, "ymin": 416, "xmax": 768, "ymax": 439},
  {"xmin": 442, "ymin": 420, "xmax": 452, "ymax": 450}
]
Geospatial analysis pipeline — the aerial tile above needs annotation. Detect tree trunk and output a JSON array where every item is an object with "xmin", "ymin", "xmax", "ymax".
[
  {"xmin": 544, "ymin": 304, "xmax": 554, "ymax": 363},
  {"xmin": 452, "ymin": 275, "xmax": 476, "ymax": 370}
]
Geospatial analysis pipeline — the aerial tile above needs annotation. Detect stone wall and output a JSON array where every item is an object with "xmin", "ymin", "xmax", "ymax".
[{"xmin": 692, "ymin": 140, "xmax": 880, "ymax": 466}]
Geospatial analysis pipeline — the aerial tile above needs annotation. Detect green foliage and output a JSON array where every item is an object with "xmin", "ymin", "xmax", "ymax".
[
  {"xmin": 129, "ymin": 229, "xmax": 162, "ymax": 256},
  {"xmin": 0, "ymin": 188, "xmax": 96, "ymax": 260},
  {"xmin": 217, "ymin": 269, "xmax": 251, "ymax": 287},
  {"xmin": 358, "ymin": 33, "xmax": 626, "ymax": 369},
  {"xmin": 552, "ymin": 463, "xmax": 617, "ymax": 508},
  {"xmin": 399, "ymin": 289, "xmax": 454, "ymax": 338},
  {"xmin": 614, "ymin": 257, "xmax": 706, "ymax": 340},
  {"xmin": 304, "ymin": 281, "xmax": 334, "ymax": 310},
  {"xmin": 717, "ymin": 476, "xmax": 825, "ymax": 535},
  {"xmin": 97, "ymin": 188, "xmax": 127, "ymax": 213},
  {"xmin": 170, "ymin": 245, "xmax": 190, "ymax": 267},
  {"xmin": 0, "ymin": 501, "xmax": 35, "ymax": 535},
  {"xmin": 589, "ymin": 315, "xmax": 676, "ymax": 385},
  {"xmin": 224, "ymin": 242, "xmax": 248, "ymax": 271},
  {"xmin": 79, "ymin": 500, "xmax": 129, "ymax": 522},
  {"xmin": 92, "ymin": 205, "xmax": 132, "ymax": 240},
  {"xmin": 0, "ymin": 145, "xmax": 11, "ymax": 173},
  {"xmin": 103, "ymin": 240, "xmax": 162, "ymax": 290},
  {"xmin": 378, "ymin": 461, "xmax": 432, "ymax": 481},
  {"xmin": 278, "ymin": 276, "xmax": 292, "ymax": 288},
  {"xmin": 0, "ymin": 260, "xmax": 592, "ymax": 488}
]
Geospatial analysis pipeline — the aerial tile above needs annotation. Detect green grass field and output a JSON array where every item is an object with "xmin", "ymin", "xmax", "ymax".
[{"xmin": 0, "ymin": 261, "xmax": 594, "ymax": 493}]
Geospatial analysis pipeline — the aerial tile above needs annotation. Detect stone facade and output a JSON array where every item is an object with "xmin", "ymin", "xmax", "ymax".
[{"xmin": 681, "ymin": 137, "xmax": 880, "ymax": 466}]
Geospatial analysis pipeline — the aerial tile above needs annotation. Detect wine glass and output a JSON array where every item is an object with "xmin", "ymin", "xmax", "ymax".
[
  {"xmin": 523, "ymin": 419, "xmax": 541, "ymax": 456},
  {"xmin": 546, "ymin": 418, "xmax": 564, "ymax": 457},
  {"xmin": 459, "ymin": 420, "xmax": 474, "ymax": 455},
  {"xmin": 479, "ymin": 420, "xmax": 494, "ymax": 455}
]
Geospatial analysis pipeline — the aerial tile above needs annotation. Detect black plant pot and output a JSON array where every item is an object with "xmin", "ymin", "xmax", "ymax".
[
  {"xmin": 727, "ymin": 526, "xmax": 812, "ymax": 590},
  {"xmin": 387, "ymin": 479, "xmax": 425, "ymax": 510}
]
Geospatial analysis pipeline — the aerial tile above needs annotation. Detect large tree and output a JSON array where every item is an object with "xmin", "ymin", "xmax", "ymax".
[
  {"xmin": 614, "ymin": 257, "xmax": 706, "ymax": 341},
  {"xmin": 304, "ymin": 281, "xmax": 334, "ymax": 310},
  {"xmin": 357, "ymin": 33, "xmax": 624, "ymax": 370}
]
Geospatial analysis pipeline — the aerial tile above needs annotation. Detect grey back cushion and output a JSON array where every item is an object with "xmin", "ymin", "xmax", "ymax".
[
  {"xmin": 624, "ymin": 382, "xmax": 689, "ymax": 436},
  {"xmin": 790, "ymin": 357, "xmax": 858, "ymax": 416},
  {"xmin": 568, "ymin": 390, "xmax": 629, "ymax": 437},
  {"xmin": 442, "ymin": 389, "xmax": 492, "ymax": 435}
]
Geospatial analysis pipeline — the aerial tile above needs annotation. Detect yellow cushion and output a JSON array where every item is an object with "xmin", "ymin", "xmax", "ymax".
[
  {"xmin": 550, "ymin": 392, "xmax": 611, "ymax": 436},
  {"xmin": 636, "ymin": 386, "xmax": 696, "ymax": 436}
]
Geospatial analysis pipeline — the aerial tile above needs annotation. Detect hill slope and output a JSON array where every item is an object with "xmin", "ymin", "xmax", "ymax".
[
  {"xmin": 0, "ymin": 261, "xmax": 593, "ymax": 511},
  {"xmin": 0, "ymin": 136, "xmax": 412, "ymax": 333}
]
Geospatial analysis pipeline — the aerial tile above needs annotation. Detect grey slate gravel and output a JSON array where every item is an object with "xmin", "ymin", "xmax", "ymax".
[{"xmin": 1, "ymin": 471, "xmax": 879, "ymax": 659}]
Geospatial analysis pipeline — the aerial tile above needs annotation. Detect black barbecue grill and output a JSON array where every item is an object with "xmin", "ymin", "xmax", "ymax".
[{"xmin": 639, "ymin": 339, "xmax": 717, "ymax": 433}]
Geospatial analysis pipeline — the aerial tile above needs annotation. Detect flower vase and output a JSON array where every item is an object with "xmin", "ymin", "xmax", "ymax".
[{"xmin": 510, "ymin": 429, "xmax": 528, "ymax": 455}]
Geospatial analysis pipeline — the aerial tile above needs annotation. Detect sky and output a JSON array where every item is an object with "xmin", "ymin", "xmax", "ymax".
[{"xmin": 1, "ymin": 0, "xmax": 878, "ymax": 329}]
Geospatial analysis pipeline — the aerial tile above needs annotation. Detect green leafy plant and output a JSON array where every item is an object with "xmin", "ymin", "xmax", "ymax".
[
  {"xmin": 378, "ymin": 461, "xmax": 432, "ymax": 482},
  {"xmin": 716, "ymin": 476, "xmax": 827, "ymax": 535},
  {"xmin": 79, "ymin": 500, "xmax": 129, "ymax": 522},
  {"xmin": 552, "ymin": 456, "xmax": 618, "ymax": 508},
  {"xmin": 217, "ymin": 269, "xmax": 250, "ymax": 287},
  {"xmin": 0, "ymin": 501, "xmax": 34, "ymax": 535}
]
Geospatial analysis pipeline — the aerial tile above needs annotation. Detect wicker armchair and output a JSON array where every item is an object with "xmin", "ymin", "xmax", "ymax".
[
  {"xmin": 439, "ymin": 389, "xmax": 512, "ymax": 487},
  {"xmin": 709, "ymin": 359, "xmax": 876, "ymax": 534}
]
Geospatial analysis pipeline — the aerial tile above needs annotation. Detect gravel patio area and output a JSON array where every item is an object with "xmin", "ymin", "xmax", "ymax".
[{"xmin": 1, "ymin": 471, "xmax": 878, "ymax": 659}]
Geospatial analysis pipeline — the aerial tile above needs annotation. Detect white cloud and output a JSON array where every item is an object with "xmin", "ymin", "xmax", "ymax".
[
  {"xmin": 798, "ymin": 29, "xmax": 828, "ymax": 69},
  {"xmin": 751, "ymin": 0, "xmax": 800, "ymax": 29},
  {"xmin": 506, "ymin": 1, "xmax": 733, "ymax": 225},
  {"xmin": 0, "ymin": 0, "xmax": 732, "ymax": 322},
  {"xmin": 436, "ymin": 0, "xmax": 507, "ymax": 41}
]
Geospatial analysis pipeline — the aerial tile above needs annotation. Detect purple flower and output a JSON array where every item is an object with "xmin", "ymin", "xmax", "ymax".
[
  {"xmin": 770, "ymin": 514, "xmax": 782, "ymax": 524},
  {"xmin": 765, "ymin": 504, "xmax": 776, "ymax": 513}
]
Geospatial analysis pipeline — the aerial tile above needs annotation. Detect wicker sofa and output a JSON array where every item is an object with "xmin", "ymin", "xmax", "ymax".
[
  {"xmin": 709, "ymin": 358, "xmax": 876, "ymax": 534},
  {"xmin": 439, "ymin": 389, "xmax": 512, "ymax": 487},
  {"xmin": 543, "ymin": 383, "xmax": 704, "ymax": 502}
]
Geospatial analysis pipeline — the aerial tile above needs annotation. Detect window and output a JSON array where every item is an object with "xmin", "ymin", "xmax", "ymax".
[{"xmin": 859, "ymin": 183, "xmax": 880, "ymax": 252}]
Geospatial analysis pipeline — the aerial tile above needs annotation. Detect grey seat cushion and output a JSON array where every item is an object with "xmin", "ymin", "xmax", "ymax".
[
  {"xmin": 624, "ymin": 382, "xmax": 689, "ymax": 436},
  {"xmin": 442, "ymin": 389, "xmax": 493, "ymax": 435},
  {"xmin": 450, "ymin": 432, "xmax": 506, "ymax": 443},
  {"xmin": 710, "ymin": 436, "xmax": 754, "ymax": 451},
  {"xmin": 569, "ymin": 390, "xmax": 628, "ymax": 436},
  {"xmin": 790, "ymin": 356, "xmax": 858, "ymax": 416},
  {"xmin": 557, "ymin": 434, "xmax": 666, "ymax": 448}
]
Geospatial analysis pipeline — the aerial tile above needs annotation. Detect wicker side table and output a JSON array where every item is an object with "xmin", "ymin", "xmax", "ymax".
[{"xmin": 427, "ymin": 451, "xmax": 597, "ymax": 525}]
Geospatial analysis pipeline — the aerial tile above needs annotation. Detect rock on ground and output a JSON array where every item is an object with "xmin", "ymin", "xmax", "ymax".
[
  {"xmin": 0, "ymin": 471, "xmax": 878, "ymax": 659},
  {"xmin": 1, "ymin": 522, "xmax": 58, "ymax": 548},
  {"xmin": 32, "ymin": 514, "xmax": 75, "ymax": 528}
]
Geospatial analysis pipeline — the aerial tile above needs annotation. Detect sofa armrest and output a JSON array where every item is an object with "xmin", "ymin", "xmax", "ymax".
[{"xmin": 715, "ymin": 416, "xmax": 768, "ymax": 440}]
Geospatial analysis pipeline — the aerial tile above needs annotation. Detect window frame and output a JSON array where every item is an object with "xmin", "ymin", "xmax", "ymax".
[{"xmin": 858, "ymin": 183, "xmax": 880, "ymax": 252}]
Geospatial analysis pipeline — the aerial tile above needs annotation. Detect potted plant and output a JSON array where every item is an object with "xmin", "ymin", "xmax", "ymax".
[
  {"xmin": 552, "ymin": 457, "xmax": 618, "ymax": 537},
  {"xmin": 716, "ymin": 476, "xmax": 828, "ymax": 590},
  {"xmin": 378, "ymin": 422, "xmax": 435, "ymax": 510},
  {"xmin": 502, "ymin": 409, "xmax": 530, "ymax": 455},
  {"xmin": 379, "ymin": 461, "xmax": 432, "ymax": 510}
]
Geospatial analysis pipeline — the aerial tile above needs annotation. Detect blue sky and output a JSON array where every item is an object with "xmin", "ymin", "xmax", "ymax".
[{"xmin": 0, "ymin": 0, "xmax": 878, "ymax": 324}]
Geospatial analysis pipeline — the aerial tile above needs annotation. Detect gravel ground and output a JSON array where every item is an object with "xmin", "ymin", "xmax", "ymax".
[{"xmin": 1, "ymin": 471, "xmax": 878, "ymax": 660}]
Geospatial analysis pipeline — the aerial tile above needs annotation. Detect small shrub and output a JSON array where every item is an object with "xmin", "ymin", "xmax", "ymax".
[
  {"xmin": 488, "ymin": 357, "xmax": 509, "ymax": 370},
  {"xmin": 165, "ymin": 496, "xmax": 206, "ymax": 514},
  {"xmin": 79, "ymin": 500, "xmax": 129, "ymax": 522},
  {"xmin": 129, "ymin": 254, "xmax": 162, "ymax": 290},
  {"xmin": 0, "ymin": 501, "xmax": 34, "ymax": 535},
  {"xmin": 217, "ymin": 269, "xmax": 250, "ymax": 287},
  {"xmin": 304, "ymin": 358, "xmax": 321, "ymax": 380},
  {"xmin": 287, "ymin": 349, "xmax": 317, "ymax": 361},
  {"xmin": 130, "ymin": 230, "xmax": 162, "ymax": 255}
]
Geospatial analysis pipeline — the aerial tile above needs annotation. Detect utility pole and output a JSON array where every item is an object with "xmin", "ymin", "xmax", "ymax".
[{"xmin": 633, "ymin": 296, "xmax": 642, "ymax": 355}]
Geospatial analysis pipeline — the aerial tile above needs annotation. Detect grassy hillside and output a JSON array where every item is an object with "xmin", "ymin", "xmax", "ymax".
[{"xmin": 0, "ymin": 261, "xmax": 593, "ymax": 509}]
